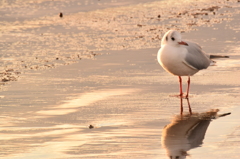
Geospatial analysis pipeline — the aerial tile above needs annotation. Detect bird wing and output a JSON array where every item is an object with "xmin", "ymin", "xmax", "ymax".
[{"xmin": 183, "ymin": 41, "xmax": 211, "ymax": 70}]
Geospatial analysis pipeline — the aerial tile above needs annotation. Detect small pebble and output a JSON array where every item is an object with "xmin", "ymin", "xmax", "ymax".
[
  {"xmin": 59, "ymin": 12, "xmax": 63, "ymax": 18},
  {"xmin": 89, "ymin": 125, "xmax": 94, "ymax": 129}
]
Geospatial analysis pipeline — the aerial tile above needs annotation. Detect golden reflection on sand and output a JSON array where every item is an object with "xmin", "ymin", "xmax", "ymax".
[
  {"xmin": 36, "ymin": 89, "xmax": 139, "ymax": 116},
  {"xmin": 0, "ymin": 128, "xmax": 79, "ymax": 140}
]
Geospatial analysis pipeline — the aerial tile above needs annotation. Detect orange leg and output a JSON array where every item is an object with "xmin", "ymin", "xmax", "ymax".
[
  {"xmin": 186, "ymin": 76, "xmax": 190, "ymax": 99},
  {"xmin": 178, "ymin": 76, "xmax": 183, "ymax": 97}
]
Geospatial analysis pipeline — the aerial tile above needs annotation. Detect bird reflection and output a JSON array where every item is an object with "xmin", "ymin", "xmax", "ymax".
[
  {"xmin": 161, "ymin": 109, "xmax": 231, "ymax": 159},
  {"xmin": 180, "ymin": 97, "xmax": 192, "ymax": 115}
]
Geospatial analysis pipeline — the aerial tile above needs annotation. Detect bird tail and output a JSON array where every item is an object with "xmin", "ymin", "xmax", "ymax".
[
  {"xmin": 210, "ymin": 55, "xmax": 229, "ymax": 59},
  {"xmin": 209, "ymin": 55, "xmax": 229, "ymax": 66}
]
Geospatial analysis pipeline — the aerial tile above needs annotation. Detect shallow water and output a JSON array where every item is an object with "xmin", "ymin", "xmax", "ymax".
[{"xmin": 0, "ymin": 0, "xmax": 240, "ymax": 158}]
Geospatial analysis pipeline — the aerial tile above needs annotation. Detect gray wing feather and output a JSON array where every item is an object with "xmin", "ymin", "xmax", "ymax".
[{"xmin": 183, "ymin": 41, "xmax": 211, "ymax": 70}]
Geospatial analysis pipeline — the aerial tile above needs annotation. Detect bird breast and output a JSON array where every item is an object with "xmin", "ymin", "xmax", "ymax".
[{"xmin": 158, "ymin": 45, "xmax": 199, "ymax": 76}]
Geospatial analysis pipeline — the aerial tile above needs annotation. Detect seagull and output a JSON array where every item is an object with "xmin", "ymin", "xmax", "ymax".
[{"xmin": 157, "ymin": 30, "xmax": 229, "ymax": 98}]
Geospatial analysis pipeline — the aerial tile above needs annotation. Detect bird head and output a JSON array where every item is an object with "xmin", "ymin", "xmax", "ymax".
[{"xmin": 161, "ymin": 30, "xmax": 188, "ymax": 47}]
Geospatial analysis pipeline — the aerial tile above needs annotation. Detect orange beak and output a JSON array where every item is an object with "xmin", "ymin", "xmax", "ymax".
[{"xmin": 178, "ymin": 41, "xmax": 188, "ymax": 46}]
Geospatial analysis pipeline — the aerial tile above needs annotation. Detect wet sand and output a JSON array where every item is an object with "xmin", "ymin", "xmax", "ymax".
[{"xmin": 0, "ymin": 0, "xmax": 240, "ymax": 158}]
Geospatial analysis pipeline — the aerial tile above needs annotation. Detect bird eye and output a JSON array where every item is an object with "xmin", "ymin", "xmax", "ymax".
[{"xmin": 171, "ymin": 37, "xmax": 175, "ymax": 41}]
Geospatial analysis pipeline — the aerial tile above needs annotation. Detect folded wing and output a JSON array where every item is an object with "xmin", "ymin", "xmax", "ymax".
[{"xmin": 183, "ymin": 41, "xmax": 211, "ymax": 70}]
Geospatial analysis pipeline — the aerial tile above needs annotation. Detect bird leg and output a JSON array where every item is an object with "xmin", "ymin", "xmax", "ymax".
[
  {"xmin": 178, "ymin": 76, "xmax": 184, "ymax": 97},
  {"xmin": 186, "ymin": 76, "xmax": 190, "ymax": 99}
]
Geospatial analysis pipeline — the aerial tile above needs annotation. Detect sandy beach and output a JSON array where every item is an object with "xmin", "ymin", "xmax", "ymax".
[{"xmin": 0, "ymin": 0, "xmax": 240, "ymax": 158}]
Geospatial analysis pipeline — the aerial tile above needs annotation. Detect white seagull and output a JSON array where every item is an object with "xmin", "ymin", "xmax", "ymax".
[{"xmin": 157, "ymin": 30, "xmax": 228, "ymax": 98}]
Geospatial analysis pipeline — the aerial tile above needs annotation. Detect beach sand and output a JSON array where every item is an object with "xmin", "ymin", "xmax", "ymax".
[{"xmin": 0, "ymin": 0, "xmax": 239, "ymax": 158}]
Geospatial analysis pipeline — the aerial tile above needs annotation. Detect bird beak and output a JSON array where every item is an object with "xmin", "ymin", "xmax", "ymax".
[{"xmin": 178, "ymin": 41, "xmax": 188, "ymax": 46}]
